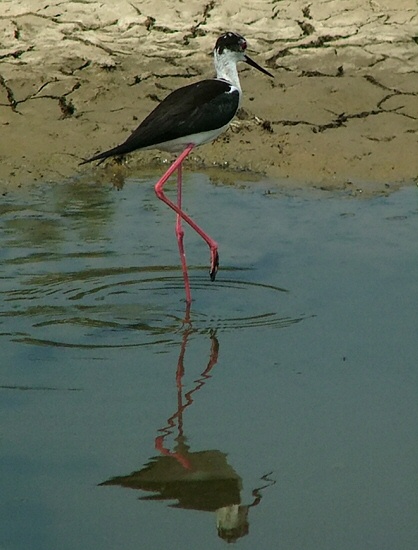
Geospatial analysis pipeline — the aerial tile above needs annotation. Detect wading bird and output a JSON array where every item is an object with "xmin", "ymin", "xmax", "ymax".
[{"xmin": 81, "ymin": 32, "xmax": 273, "ymax": 303}]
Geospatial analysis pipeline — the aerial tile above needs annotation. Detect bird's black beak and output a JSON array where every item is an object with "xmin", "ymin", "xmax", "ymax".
[{"xmin": 244, "ymin": 55, "xmax": 274, "ymax": 78}]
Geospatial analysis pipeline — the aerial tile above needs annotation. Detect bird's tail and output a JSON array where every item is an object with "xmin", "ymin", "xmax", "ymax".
[{"xmin": 79, "ymin": 142, "xmax": 132, "ymax": 165}]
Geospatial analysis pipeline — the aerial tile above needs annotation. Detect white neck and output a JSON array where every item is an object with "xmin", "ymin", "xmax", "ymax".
[{"xmin": 214, "ymin": 49, "xmax": 242, "ymax": 92}]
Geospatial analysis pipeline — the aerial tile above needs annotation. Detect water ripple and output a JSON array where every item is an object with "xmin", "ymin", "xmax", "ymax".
[{"xmin": 1, "ymin": 263, "xmax": 304, "ymax": 349}]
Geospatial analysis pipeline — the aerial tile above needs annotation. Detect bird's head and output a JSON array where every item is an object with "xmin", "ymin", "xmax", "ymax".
[{"xmin": 214, "ymin": 32, "xmax": 273, "ymax": 77}]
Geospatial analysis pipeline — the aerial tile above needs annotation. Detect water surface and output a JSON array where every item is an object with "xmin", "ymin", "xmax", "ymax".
[{"xmin": 1, "ymin": 175, "xmax": 417, "ymax": 549}]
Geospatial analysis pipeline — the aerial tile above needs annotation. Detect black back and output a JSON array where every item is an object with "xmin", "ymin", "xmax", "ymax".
[
  {"xmin": 125, "ymin": 79, "xmax": 239, "ymax": 148},
  {"xmin": 82, "ymin": 79, "xmax": 240, "ymax": 163}
]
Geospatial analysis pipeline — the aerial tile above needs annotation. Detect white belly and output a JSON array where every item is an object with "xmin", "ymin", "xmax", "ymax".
[{"xmin": 145, "ymin": 123, "xmax": 231, "ymax": 153}]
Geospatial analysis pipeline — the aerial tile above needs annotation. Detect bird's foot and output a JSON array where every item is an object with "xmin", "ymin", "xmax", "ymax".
[{"xmin": 209, "ymin": 249, "xmax": 219, "ymax": 281}]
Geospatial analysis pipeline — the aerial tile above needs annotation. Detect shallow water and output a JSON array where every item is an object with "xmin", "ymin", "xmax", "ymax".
[{"xmin": 1, "ymin": 175, "xmax": 417, "ymax": 549}]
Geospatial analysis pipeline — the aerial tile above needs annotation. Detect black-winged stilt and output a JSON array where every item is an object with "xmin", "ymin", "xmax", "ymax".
[{"xmin": 81, "ymin": 32, "xmax": 273, "ymax": 303}]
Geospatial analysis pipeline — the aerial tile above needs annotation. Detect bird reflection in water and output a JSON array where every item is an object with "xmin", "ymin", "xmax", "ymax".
[{"xmin": 99, "ymin": 321, "xmax": 275, "ymax": 543}]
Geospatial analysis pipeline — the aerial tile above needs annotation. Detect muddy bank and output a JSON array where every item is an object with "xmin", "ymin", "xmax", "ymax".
[{"xmin": 0, "ymin": 0, "xmax": 417, "ymax": 194}]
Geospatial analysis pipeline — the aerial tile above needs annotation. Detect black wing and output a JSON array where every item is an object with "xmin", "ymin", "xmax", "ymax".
[{"xmin": 80, "ymin": 79, "xmax": 239, "ymax": 164}]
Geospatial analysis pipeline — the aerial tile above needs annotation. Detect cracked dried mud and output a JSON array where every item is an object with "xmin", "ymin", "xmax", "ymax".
[{"xmin": 0, "ymin": 0, "xmax": 417, "ymax": 194}]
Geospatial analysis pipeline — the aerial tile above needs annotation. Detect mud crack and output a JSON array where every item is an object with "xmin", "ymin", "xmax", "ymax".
[
  {"xmin": 0, "ymin": 74, "xmax": 18, "ymax": 111},
  {"xmin": 0, "ymin": 76, "xmax": 81, "ymax": 118},
  {"xmin": 183, "ymin": 0, "xmax": 216, "ymax": 44}
]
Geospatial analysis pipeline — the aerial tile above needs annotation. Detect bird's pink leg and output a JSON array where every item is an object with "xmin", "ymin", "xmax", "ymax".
[
  {"xmin": 175, "ymin": 162, "xmax": 192, "ymax": 304},
  {"xmin": 154, "ymin": 144, "xmax": 219, "ymax": 282}
]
